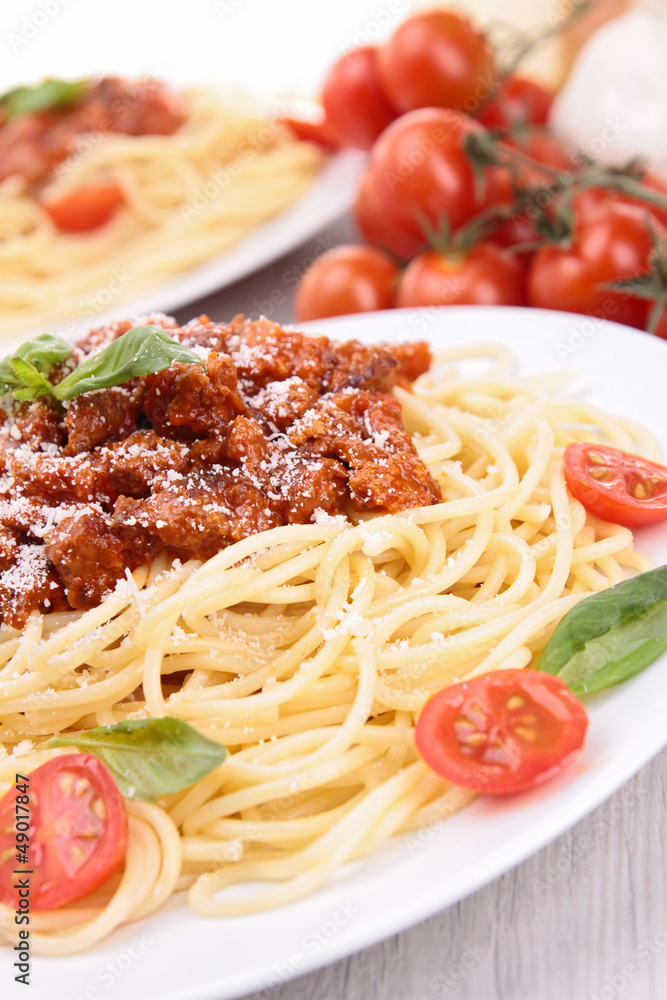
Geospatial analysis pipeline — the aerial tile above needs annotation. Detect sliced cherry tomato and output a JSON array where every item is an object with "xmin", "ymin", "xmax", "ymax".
[
  {"xmin": 477, "ymin": 76, "xmax": 554, "ymax": 129},
  {"xmin": 355, "ymin": 108, "xmax": 494, "ymax": 260},
  {"xmin": 416, "ymin": 669, "xmax": 588, "ymax": 795},
  {"xmin": 43, "ymin": 181, "xmax": 124, "ymax": 233},
  {"xmin": 0, "ymin": 754, "xmax": 128, "ymax": 911},
  {"xmin": 527, "ymin": 202, "xmax": 659, "ymax": 328},
  {"xmin": 294, "ymin": 244, "xmax": 398, "ymax": 322},
  {"xmin": 563, "ymin": 443, "xmax": 667, "ymax": 527},
  {"xmin": 378, "ymin": 10, "xmax": 496, "ymax": 114},
  {"xmin": 281, "ymin": 115, "xmax": 341, "ymax": 150},
  {"xmin": 396, "ymin": 243, "xmax": 526, "ymax": 308},
  {"xmin": 321, "ymin": 47, "xmax": 398, "ymax": 151}
]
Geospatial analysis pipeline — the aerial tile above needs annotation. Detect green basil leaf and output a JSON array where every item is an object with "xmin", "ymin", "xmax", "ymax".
[
  {"xmin": 53, "ymin": 324, "xmax": 205, "ymax": 400},
  {"xmin": 536, "ymin": 565, "xmax": 667, "ymax": 696},
  {"xmin": 0, "ymin": 78, "xmax": 88, "ymax": 121},
  {"xmin": 3, "ymin": 358, "xmax": 55, "ymax": 402},
  {"xmin": 0, "ymin": 333, "xmax": 72, "ymax": 400},
  {"xmin": 15, "ymin": 332, "xmax": 72, "ymax": 370},
  {"xmin": 49, "ymin": 718, "xmax": 228, "ymax": 802}
]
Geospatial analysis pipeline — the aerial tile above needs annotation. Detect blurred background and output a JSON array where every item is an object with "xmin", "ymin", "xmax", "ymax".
[
  {"xmin": 0, "ymin": 0, "xmax": 628, "ymax": 98},
  {"xmin": 3, "ymin": 0, "xmax": 665, "ymax": 336}
]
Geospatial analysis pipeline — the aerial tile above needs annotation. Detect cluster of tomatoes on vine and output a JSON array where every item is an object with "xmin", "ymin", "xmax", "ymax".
[{"xmin": 287, "ymin": 8, "xmax": 667, "ymax": 336}]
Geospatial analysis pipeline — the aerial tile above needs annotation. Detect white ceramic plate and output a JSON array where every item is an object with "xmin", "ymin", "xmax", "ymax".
[
  {"xmin": 6, "ymin": 150, "xmax": 365, "ymax": 342},
  {"xmin": 4, "ymin": 306, "xmax": 667, "ymax": 1000}
]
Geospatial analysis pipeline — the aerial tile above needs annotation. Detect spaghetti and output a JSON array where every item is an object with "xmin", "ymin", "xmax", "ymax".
[{"xmin": 0, "ymin": 339, "xmax": 656, "ymax": 954}]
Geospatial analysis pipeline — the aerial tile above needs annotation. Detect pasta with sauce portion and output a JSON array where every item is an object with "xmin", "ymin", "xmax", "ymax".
[
  {"xmin": 0, "ymin": 78, "xmax": 324, "ymax": 332},
  {"xmin": 0, "ymin": 315, "xmax": 657, "ymax": 954}
]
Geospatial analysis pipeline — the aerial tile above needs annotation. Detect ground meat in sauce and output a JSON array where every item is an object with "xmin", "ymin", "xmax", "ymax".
[
  {"xmin": 0, "ymin": 77, "xmax": 186, "ymax": 187},
  {"xmin": 0, "ymin": 315, "xmax": 438, "ymax": 627}
]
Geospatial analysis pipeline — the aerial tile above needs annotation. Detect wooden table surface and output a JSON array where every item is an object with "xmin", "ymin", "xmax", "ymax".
[{"xmin": 174, "ymin": 215, "xmax": 667, "ymax": 1000}]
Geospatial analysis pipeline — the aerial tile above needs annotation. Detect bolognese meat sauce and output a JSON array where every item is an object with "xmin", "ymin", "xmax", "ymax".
[{"xmin": 0, "ymin": 315, "xmax": 439, "ymax": 627}]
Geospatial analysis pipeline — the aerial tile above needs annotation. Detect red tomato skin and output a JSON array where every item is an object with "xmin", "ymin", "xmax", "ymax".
[
  {"xmin": 0, "ymin": 754, "xmax": 128, "ymax": 912},
  {"xmin": 574, "ymin": 171, "xmax": 667, "ymax": 230},
  {"xmin": 490, "ymin": 213, "xmax": 541, "ymax": 252},
  {"xmin": 477, "ymin": 76, "xmax": 554, "ymax": 129},
  {"xmin": 355, "ymin": 108, "xmax": 493, "ymax": 260},
  {"xmin": 294, "ymin": 244, "xmax": 398, "ymax": 322},
  {"xmin": 43, "ymin": 182, "xmax": 124, "ymax": 233},
  {"xmin": 415, "ymin": 670, "xmax": 588, "ymax": 795},
  {"xmin": 378, "ymin": 10, "xmax": 496, "ymax": 114},
  {"xmin": 396, "ymin": 244, "xmax": 526, "ymax": 308},
  {"xmin": 355, "ymin": 169, "xmax": 425, "ymax": 260},
  {"xmin": 653, "ymin": 307, "xmax": 667, "ymax": 341},
  {"xmin": 563, "ymin": 443, "xmax": 667, "ymax": 527},
  {"xmin": 281, "ymin": 116, "xmax": 341, "ymax": 150},
  {"xmin": 321, "ymin": 47, "xmax": 398, "ymax": 150},
  {"xmin": 489, "ymin": 132, "xmax": 579, "ymax": 250},
  {"xmin": 508, "ymin": 130, "xmax": 577, "ymax": 174},
  {"xmin": 527, "ymin": 203, "xmax": 658, "ymax": 329}
]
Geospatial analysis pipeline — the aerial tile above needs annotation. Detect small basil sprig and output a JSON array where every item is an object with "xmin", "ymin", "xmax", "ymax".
[
  {"xmin": 0, "ymin": 325, "xmax": 204, "ymax": 403},
  {"xmin": 0, "ymin": 333, "xmax": 73, "ymax": 400},
  {"xmin": 537, "ymin": 565, "xmax": 667, "ymax": 696},
  {"xmin": 50, "ymin": 718, "xmax": 228, "ymax": 802},
  {"xmin": 0, "ymin": 78, "xmax": 88, "ymax": 121}
]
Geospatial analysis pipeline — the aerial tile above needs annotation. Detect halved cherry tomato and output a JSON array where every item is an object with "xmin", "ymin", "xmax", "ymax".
[
  {"xmin": 396, "ymin": 243, "xmax": 526, "ymax": 308},
  {"xmin": 355, "ymin": 108, "xmax": 494, "ymax": 260},
  {"xmin": 563, "ymin": 443, "xmax": 667, "ymax": 527},
  {"xmin": 321, "ymin": 47, "xmax": 398, "ymax": 151},
  {"xmin": 477, "ymin": 76, "xmax": 554, "ymax": 129},
  {"xmin": 0, "ymin": 754, "xmax": 128, "ymax": 911},
  {"xmin": 43, "ymin": 181, "xmax": 124, "ymax": 233},
  {"xmin": 294, "ymin": 244, "xmax": 398, "ymax": 322},
  {"xmin": 416, "ymin": 669, "xmax": 588, "ymax": 795},
  {"xmin": 378, "ymin": 10, "xmax": 496, "ymax": 114},
  {"xmin": 281, "ymin": 115, "xmax": 341, "ymax": 150}
]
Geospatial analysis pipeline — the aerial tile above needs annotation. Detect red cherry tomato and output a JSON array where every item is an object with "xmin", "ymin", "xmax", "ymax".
[
  {"xmin": 573, "ymin": 170, "xmax": 667, "ymax": 230},
  {"xmin": 527, "ymin": 202, "xmax": 658, "ymax": 328},
  {"xmin": 563, "ymin": 443, "xmax": 667, "ymax": 527},
  {"xmin": 355, "ymin": 169, "xmax": 425, "ymax": 261},
  {"xmin": 321, "ymin": 47, "xmax": 398, "ymax": 150},
  {"xmin": 507, "ymin": 130, "xmax": 576, "ymax": 174},
  {"xmin": 477, "ymin": 76, "xmax": 554, "ymax": 129},
  {"xmin": 0, "ymin": 754, "xmax": 128, "ymax": 911},
  {"xmin": 355, "ymin": 108, "xmax": 494, "ymax": 260},
  {"xmin": 653, "ymin": 306, "xmax": 667, "ymax": 340},
  {"xmin": 378, "ymin": 10, "xmax": 496, "ymax": 114},
  {"xmin": 281, "ymin": 116, "xmax": 341, "ymax": 150},
  {"xmin": 415, "ymin": 669, "xmax": 588, "ymax": 795},
  {"xmin": 490, "ymin": 213, "xmax": 543, "ymax": 252},
  {"xmin": 294, "ymin": 244, "xmax": 398, "ymax": 322},
  {"xmin": 43, "ymin": 181, "xmax": 124, "ymax": 233},
  {"xmin": 396, "ymin": 243, "xmax": 526, "ymax": 308},
  {"xmin": 490, "ymin": 131, "xmax": 579, "ymax": 250}
]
